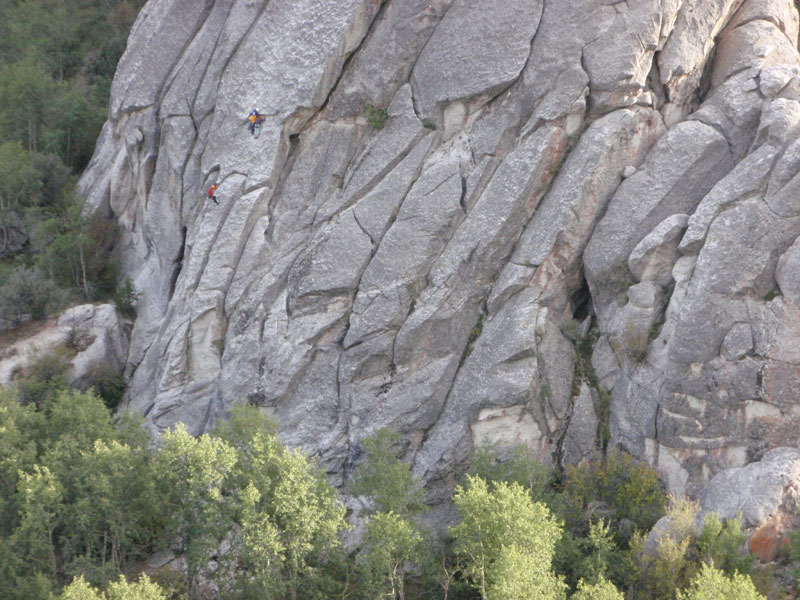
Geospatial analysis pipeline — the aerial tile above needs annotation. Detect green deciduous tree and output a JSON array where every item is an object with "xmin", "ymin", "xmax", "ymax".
[
  {"xmin": 0, "ymin": 266, "xmax": 60, "ymax": 324},
  {"xmin": 469, "ymin": 444, "xmax": 553, "ymax": 503},
  {"xmin": 154, "ymin": 425, "xmax": 237, "ymax": 598},
  {"xmin": 0, "ymin": 141, "xmax": 40, "ymax": 215},
  {"xmin": 634, "ymin": 496, "xmax": 700, "ymax": 600},
  {"xmin": 358, "ymin": 511, "xmax": 427, "ymax": 600},
  {"xmin": 0, "ymin": 389, "xmax": 41, "ymax": 534},
  {"xmin": 677, "ymin": 564, "xmax": 764, "ymax": 600},
  {"xmin": 571, "ymin": 576, "xmax": 624, "ymax": 600},
  {"xmin": 353, "ymin": 428, "xmax": 426, "ymax": 517},
  {"xmin": 215, "ymin": 406, "xmax": 347, "ymax": 600},
  {"xmin": 488, "ymin": 543, "xmax": 567, "ymax": 600},
  {"xmin": 105, "ymin": 574, "xmax": 168, "ymax": 600},
  {"xmin": 0, "ymin": 55, "xmax": 55, "ymax": 152},
  {"xmin": 13, "ymin": 464, "xmax": 63, "ymax": 579},
  {"xmin": 564, "ymin": 450, "xmax": 667, "ymax": 540},
  {"xmin": 57, "ymin": 574, "xmax": 167, "ymax": 600},
  {"xmin": 59, "ymin": 439, "xmax": 159, "ymax": 585},
  {"xmin": 450, "ymin": 475, "xmax": 565, "ymax": 600},
  {"xmin": 57, "ymin": 575, "xmax": 103, "ymax": 600}
]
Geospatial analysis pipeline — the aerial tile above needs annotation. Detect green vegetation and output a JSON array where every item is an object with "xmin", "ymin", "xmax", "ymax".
[
  {"xmin": 56, "ymin": 575, "xmax": 167, "ymax": 600},
  {"xmin": 572, "ymin": 576, "xmax": 624, "ymax": 600},
  {"xmin": 112, "ymin": 278, "xmax": 139, "ymax": 319},
  {"xmin": 353, "ymin": 428, "xmax": 426, "ymax": 517},
  {"xmin": 633, "ymin": 497, "xmax": 758, "ymax": 600},
  {"xmin": 0, "ymin": 371, "xmax": 790, "ymax": 600},
  {"xmin": 451, "ymin": 475, "xmax": 566, "ymax": 599},
  {"xmin": 0, "ymin": 0, "xmax": 145, "ymax": 327},
  {"xmin": 459, "ymin": 312, "xmax": 485, "ymax": 366},
  {"xmin": 365, "ymin": 103, "xmax": 389, "ymax": 130},
  {"xmin": 0, "ymin": 378, "xmax": 348, "ymax": 600},
  {"xmin": 677, "ymin": 564, "xmax": 765, "ymax": 600},
  {"xmin": 622, "ymin": 321, "xmax": 650, "ymax": 362},
  {"xmin": 763, "ymin": 290, "xmax": 779, "ymax": 302}
]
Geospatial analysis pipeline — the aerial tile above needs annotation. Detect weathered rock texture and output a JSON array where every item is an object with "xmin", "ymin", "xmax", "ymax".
[{"xmin": 79, "ymin": 0, "xmax": 800, "ymax": 505}]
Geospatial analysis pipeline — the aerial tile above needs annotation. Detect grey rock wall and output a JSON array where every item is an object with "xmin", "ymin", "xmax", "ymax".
[{"xmin": 79, "ymin": 0, "xmax": 800, "ymax": 504}]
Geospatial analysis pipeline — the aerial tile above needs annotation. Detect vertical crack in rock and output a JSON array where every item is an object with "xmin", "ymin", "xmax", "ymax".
[{"xmin": 78, "ymin": 0, "xmax": 800, "ymax": 512}]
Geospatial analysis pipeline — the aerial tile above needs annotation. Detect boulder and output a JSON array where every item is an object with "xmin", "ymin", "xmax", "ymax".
[{"xmin": 698, "ymin": 448, "xmax": 800, "ymax": 560}]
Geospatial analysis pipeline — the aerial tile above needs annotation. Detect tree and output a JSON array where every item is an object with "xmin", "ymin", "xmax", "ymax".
[
  {"xmin": 0, "ymin": 55, "xmax": 55, "ymax": 151},
  {"xmin": 105, "ymin": 574, "xmax": 168, "ymax": 600},
  {"xmin": 575, "ymin": 520, "xmax": 618, "ymax": 585},
  {"xmin": 214, "ymin": 405, "xmax": 347, "ymax": 600},
  {"xmin": 563, "ymin": 450, "xmax": 667, "ymax": 540},
  {"xmin": 358, "ymin": 511, "xmax": 427, "ymax": 600},
  {"xmin": 57, "ymin": 574, "xmax": 168, "ymax": 600},
  {"xmin": 352, "ymin": 428, "xmax": 426, "ymax": 517},
  {"xmin": 469, "ymin": 444, "xmax": 553, "ymax": 503},
  {"xmin": 59, "ymin": 439, "xmax": 160, "ymax": 586},
  {"xmin": 571, "ymin": 576, "xmax": 624, "ymax": 600},
  {"xmin": 57, "ymin": 575, "xmax": 102, "ymax": 600},
  {"xmin": 677, "ymin": 564, "xmax": 764, "ymax": 600},
  {"xmin": 0, "ymin": 266, "xmax": 59, "ymax": 324},
  {"xmin": 13, "ymin": 465, "xmax": 63, "ymax": 580},
  {"xmin": 0, "ymin": 389, "xmax": 40, "ymax": 535},
  {"xmin": 224, "ymin": 483, "xmax": 285, "ymax": 600},
  {"xmin": 634, "ymin": 496, "xmax": 700, "ymax": 600},
  {"xmin": 0, "ymin": 141, "xmax": 40, "ymax": 245},
  {"xmin": 154, "ymin": 425, "xmax": 238, "ymax": 598},
  {"xmin": 450, "ymin": 475, "xmax": 565, "ymax": 600},
  {"xmin": 488, "ymin": 543, "xmax": 567, "ymax": 600}
]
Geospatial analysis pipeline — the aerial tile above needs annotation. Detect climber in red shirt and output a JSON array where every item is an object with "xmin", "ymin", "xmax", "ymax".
[{"xmin": 208, "ymin": 184, "xmax": 218, "ymax": 204}]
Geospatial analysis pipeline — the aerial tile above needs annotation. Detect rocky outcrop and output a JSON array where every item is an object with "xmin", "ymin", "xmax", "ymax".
[
  {"xmin": 647, "ymin": 448, "xmax": 800, "ymax": 561},
  {"xmin": 0, "ymin": 304, "xmax": 129, "ymax": 388},
  {"xmin": 79, "ymin": 0, "xmax": 800, "ymax": 504}
]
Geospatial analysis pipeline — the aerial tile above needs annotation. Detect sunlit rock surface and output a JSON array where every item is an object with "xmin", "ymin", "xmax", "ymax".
[{"xmin": 79, "ymin": 0, "xmax": 800, "ymax": 506}]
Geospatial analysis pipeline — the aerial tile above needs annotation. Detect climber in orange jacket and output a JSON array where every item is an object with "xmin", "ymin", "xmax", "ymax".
[{"xmin": 247, "ymin": 109, "xmax": 265, "ymax": 137}]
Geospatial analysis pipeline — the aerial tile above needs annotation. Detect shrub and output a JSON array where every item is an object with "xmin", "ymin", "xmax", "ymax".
[
  {"xmin": 364, "ymin": 103, "xmax": 388, "ymax": 130},
  {"xmin": 783, "ymin": 528, "xmax": 800, "ymax": 590},
  {"xmin": 635, "ymin": 496, "xmax": 700, "ymax": 600},
  {"xmin": 468, "ymin": 444, "xmax": 553, "ymax": 505},
  {"xmin": 564, "ymin": 450, "xmax": 667, "ymax": 539},
  {"xmin": 84, "ymin": 362, "xmax": 126, "ymax": 410},
  {"xmin": 0, "ymin": 266, "xmax": 61, "ymax": 324},
  {"xmin": 622, "ymin": 322, "xmax": 650, "ymax": 362},
  {"xmin": 697, "ymin": 513, "xmax": 753, "ymax": 575},
  {"xmin": 112, "ymin": 278, "xmax": 138, "ymax": 318},
  {"xmin": 15, "ymin": 345, "xmax": 73, "ymax": 408}
]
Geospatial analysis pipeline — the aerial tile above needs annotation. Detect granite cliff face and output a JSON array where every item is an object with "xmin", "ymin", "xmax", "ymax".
[{"xmin": 79, "ymin": 0, "xmax": 800, "ymax": 504}]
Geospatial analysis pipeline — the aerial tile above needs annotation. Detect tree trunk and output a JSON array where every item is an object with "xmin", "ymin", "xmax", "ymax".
[{"xmin": 79, "ymin": 244, "xmax": 89, "ymax": 299}]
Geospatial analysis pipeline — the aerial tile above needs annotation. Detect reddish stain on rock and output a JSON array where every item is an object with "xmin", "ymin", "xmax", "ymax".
[{"xmin": 749, "ymin": 521, "xmax": 787, "ymax": 562}]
